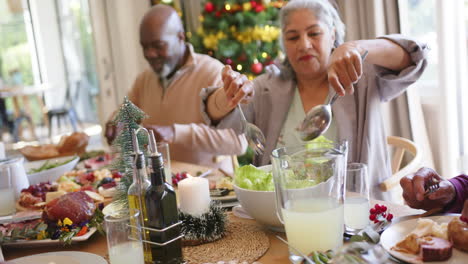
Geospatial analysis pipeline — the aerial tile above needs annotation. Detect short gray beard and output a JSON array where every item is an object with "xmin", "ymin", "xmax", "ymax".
[{"xmin": 160, "ymin": 63, "xmax": 173, "ymax": 78}]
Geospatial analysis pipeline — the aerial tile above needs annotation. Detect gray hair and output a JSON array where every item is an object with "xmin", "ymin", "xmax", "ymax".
[{"xmin": 278, "ymin": 0, "xmax": 346, "ymax": 80}]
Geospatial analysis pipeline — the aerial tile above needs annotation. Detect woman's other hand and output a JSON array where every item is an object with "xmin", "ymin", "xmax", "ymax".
[
  {"xmin": 221, "ymin": 65, "xmax": 254, "ymax": 108},
  {"xmin": 327, "ymin": 42, "xmax": 366, "ymax": 96},
  {"xmin": 400, "ymin": 167, "xmax": 456, "ymax": 211}
]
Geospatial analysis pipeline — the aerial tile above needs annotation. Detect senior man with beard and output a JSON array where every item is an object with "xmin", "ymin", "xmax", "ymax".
[{"xmin": 105, "ymin": 4, "xmax": 247, "ymax": 173}]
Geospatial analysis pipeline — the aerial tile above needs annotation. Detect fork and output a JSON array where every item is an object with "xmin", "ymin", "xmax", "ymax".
[
  {"xmin": 237, "ymin": 105, "xmax": 265, "ymax": 155},
  {"xmin": 424, "ymin": 178, "xmax": 440, "ymax": 196}
]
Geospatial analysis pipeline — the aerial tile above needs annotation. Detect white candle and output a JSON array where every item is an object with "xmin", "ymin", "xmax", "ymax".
[{"xmin": 178, "ymin": 176, "xmax": 211, "ymax": 216}]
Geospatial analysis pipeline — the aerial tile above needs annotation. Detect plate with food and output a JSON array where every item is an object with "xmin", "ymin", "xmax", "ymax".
[
  {"xmin": 2, "ymin": 191, "xmax": 104, "ymax": 247},
  {"xmin": 380, "ymin": 214, "xmax": 467, "ymax": 263},
  {"xmin": 11, "ymin": 251, "xmax": 107, "ymax": 264}
]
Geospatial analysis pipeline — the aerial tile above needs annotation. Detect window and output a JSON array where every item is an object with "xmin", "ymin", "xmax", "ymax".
[{"xmin": 399, "ymin": 0, "xmax": 468, "ymax": 176}]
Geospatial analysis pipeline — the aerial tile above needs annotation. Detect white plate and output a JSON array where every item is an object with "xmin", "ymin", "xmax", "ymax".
[
  {"xmin": 380, "ymin": 215, "xmax": 467, "ymax": 264},
  {"xmin": 211, "ymin": 190, "xmax": 237, "ymax": 202},
  {"xmin": 11, "ymin": 251, "xmax": 107, "ymax": 264},
  {"xmin": 2, "ymin": 227, "xmax": 97, "ymax": 248}
]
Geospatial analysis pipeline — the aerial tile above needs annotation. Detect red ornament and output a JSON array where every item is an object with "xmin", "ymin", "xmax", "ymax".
[
  {"xmin": 254, "ymin": 4, "xmax": 265, "ymax": 13},
  {"xmin": 215, "ymin": 10, "xmax": 222, "ymax": 17},
  {"xmin": 251, "ymin": 62, "xmax": 263, "ymax": 74},
  {"xmin": 204, "ymin": 2, "xmax": 215, "ymax": 13},
  {"xmin": 250, "ymin": 1, "xmax": 258, "ymax": 8},
  {"xmin": 239, "ymin": 53, "xmax": 247, "ymax": 62},
  {"xmin": 225, "ymin": 58, "xmax": 233, "ymax": 65}
]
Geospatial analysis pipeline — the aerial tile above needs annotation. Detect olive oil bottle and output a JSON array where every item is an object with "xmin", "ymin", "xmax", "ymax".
[
  {"xmin": 128, "ymin": 129, "xmax": 152, "ymax": 263},
  {"xmin": 145, "ymin": 131, "xmax": 183, "ymax": 264}
]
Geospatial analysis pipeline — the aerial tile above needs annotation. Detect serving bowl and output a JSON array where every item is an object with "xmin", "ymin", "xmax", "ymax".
[
  {"xmin": 233, "ymin": 165, "xmax": 284, "ymax": 232},
  {"xmin": 24, "ymin": 156, "xmax": 80, "ymax": 185}
]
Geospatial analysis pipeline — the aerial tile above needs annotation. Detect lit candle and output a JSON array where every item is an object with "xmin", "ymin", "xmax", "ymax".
[{"xmin": 178, "ymin": 176, "xmax": 211, "ymax": 216}]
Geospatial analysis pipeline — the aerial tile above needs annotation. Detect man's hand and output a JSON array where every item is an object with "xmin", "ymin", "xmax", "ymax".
[
  {"xmin": 400, "ymin": 167, "xmax": 456, "ymax": 211},
  {"xmin": 145, "ymin": 125, "xmax": 174, "ymax": 143}
]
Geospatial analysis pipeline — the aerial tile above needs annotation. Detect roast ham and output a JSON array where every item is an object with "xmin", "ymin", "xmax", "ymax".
[
  {"xmin": 43, "ymin": 191, "xmax": 96, "ymax": 224},
  {"xmin": 420, "ymin": 236, "xmax": 453, "ymax": 262}
]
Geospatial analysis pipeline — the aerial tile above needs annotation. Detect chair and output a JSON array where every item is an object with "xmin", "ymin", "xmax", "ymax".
[
  {"xmin": 47, "ymin": 81, "xmax": 81, "ymax": 138},
  {"xmin": 380, "ymin": 136, "xmax": 423, "ymax": 203}
]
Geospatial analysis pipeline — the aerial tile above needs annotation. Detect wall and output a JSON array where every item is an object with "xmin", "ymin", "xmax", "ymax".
[{"xmin": 104, "ymin": 0, "xmax": 149, "ymax": 102}]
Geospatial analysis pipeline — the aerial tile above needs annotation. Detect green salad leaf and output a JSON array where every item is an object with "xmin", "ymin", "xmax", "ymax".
[{"xmin": 234, "ymin": 164, "xmax": 274, "ymax": 191}]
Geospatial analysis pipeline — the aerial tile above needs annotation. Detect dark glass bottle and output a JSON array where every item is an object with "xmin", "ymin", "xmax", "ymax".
[{"xmin": 145, "ymin": 131, "xmax": 183, "ymax": 264}]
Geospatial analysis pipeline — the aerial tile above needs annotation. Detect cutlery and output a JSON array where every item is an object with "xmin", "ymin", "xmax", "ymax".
[
  {"xmin": 237, "ymin": 105, "xmax": 265, "ymax": 155},
  {"xmin": 298, "ymin": 50, "xmax": 369, "ymax": 141},
  {"xmin": 211, "ymin": 85, "xmax": 266, "ymax": 155},
  {"xmin": 424, "ymin": 178, "xmax": 440, "ymax": 197}
]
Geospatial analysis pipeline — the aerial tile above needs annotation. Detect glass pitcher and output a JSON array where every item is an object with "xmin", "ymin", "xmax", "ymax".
[{"xmin": 271, "ymin": 141, "xmax": 347, "ymax": 263}]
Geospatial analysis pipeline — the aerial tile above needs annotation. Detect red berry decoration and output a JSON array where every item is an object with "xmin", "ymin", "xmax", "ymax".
[
  {"xmin": 204, "ymin": 2, "xmax": 215, "ymax": 13},
  {"xmin": 369, "ymin": 203, "xmax": 394, "ymax": 225},
  {"xmin": 251, "ymin": 62, "xmax": 263, "ymax": 74}
]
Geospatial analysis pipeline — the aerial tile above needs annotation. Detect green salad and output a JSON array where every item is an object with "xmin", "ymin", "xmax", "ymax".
[
  {"xmin": 235, "ymin": 165, "xmax": 274, "ymax": 191},
  {"xmin": 28, "ymin": 157, "xmax": 75, "ymax": 174},
  {"xmin": 235, "ymin": 136, "xmax": 334, "ymax": 191}
]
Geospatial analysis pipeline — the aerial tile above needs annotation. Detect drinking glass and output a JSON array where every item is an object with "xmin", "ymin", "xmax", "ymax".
[
  {"xmin": 156, "ymin": 142, "xmax": 172, "ymax": 185},
  {"xmin": 344, "ymin": 163, "xmax": 370, "ymax": 234},
  {"xmin": 272, "ymin": 142, "xmax": 347, "ymax": 263},
  {"xmin": 105, "ymin": 210, "xmax": 145, "ymax": 264},
  {"xmin": 0, "ymin": 166, "xmax": 16, "ymax": 216}
]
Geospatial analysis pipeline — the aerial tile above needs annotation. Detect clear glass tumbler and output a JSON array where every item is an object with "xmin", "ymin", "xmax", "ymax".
[
  {"xmin": 344, "ymin": 163, "xmax": 370, "ymax": 234},
  {"xmin": 105, "ymin": 210, "xmax": 145, "ymax": 264},
  {"xmin": 0, "ymin": 166, "xmax": 16, "ymax": 216},
  {"xmin": 272, "ymin": 142, "xmax": 347, "ymax": 263}
]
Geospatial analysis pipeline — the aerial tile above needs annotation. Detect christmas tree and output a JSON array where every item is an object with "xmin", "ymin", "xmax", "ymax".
[
  {"xmin": 190, "ymin": 0, "xmax": 285, "ymax": 79},
  {"xmin": 110, "ymin": 97, "xmax": 149, "ymax": 205}
]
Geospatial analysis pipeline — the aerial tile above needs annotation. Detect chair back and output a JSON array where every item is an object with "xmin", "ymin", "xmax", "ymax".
[{"xmin": 380, "ymin": 136, "xmax": 423, "ymax": 203}]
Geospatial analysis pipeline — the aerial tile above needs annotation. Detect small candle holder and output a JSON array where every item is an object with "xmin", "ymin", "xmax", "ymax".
[{"xmin": 179, "ymin": 201, "xmax": 227, "ymax": 246}]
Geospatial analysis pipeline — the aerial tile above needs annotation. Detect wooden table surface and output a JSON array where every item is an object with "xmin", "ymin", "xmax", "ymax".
[{"xmin": 2, "ymin": 160, "xmax": 424, "ymax": 263}]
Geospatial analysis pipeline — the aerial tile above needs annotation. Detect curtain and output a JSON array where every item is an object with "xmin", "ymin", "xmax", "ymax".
[{"xmin": 336, "ymin": 0, "xmax": 434, "ymax": 170}]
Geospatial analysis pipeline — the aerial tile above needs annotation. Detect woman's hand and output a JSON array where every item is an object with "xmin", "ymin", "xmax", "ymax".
[
  {"xmin": 327, "ymin": 42, "xmax": 366, "ymax": 96},
  {"xmin": 221, "ymin": 65, "xmax": 254, "ymax": 108},
  {"xmin": 400, "ymin": 167, "xmax": 456, "ymax": 211}
]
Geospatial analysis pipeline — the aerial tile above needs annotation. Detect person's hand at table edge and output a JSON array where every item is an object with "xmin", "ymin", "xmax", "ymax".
[{"xmin": 400, "ymin": 167, "xmax": 456, "ymax": 211}]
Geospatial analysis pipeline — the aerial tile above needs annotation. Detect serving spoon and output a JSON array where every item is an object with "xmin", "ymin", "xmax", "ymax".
[{"xmin": 298, "ymin": 50, "xmax": 368, "ymax": 141}]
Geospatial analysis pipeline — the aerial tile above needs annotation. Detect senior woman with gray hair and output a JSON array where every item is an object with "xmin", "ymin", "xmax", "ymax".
[{"xmin": 202, "ymin": 0, "xmax": 428, "ymax": 201}]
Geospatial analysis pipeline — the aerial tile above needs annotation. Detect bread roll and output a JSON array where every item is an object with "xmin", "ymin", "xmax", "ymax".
[
  {"xmin": 57, "ymin": 132, "xmax": 89, "ymax": 154},
  {"xmin": 448, "ymin": 217, "xmax": 468, "ymax": 252}
]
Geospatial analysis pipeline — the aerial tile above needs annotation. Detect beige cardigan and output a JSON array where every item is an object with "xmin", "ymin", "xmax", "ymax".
[{"xmin": 201, "ymin": 34, "xmax": 429, "ymax": 200}]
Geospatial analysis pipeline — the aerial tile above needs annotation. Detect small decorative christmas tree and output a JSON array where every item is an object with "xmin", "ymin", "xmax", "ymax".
[
  {"xmin": 111, "ymin": 97, "xmax": 148, "ymax": 205},
  {"xmin": 190, "ymin": 0, "xmax": 285, "ymax": 79}
]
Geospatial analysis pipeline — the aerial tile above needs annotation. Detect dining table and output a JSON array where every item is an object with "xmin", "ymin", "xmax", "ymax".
[{"xmin": 1, "ymin": 160, "xmax": 424, "ymax": 263}]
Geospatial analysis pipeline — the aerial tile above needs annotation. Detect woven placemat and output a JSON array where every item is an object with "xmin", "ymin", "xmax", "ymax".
[{"xmin": 182, "ymin": 215, "xmax": 269, "ymax": 264}]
